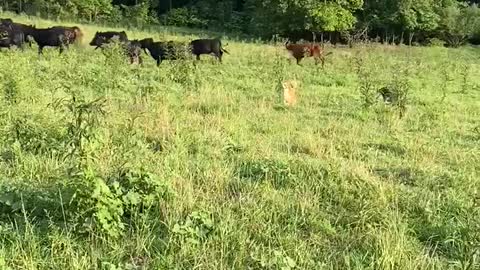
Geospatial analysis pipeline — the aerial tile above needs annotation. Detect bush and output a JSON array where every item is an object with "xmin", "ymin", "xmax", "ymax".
[
  {"xmin": 469, "ymin": 29, "xmax": 480, "ymax": 45},
  {"xmin": 437, "ymin": 3, "xmax": 480, "ymax": 47},
  {"xmin": 427, "ymin": 38, "xmax": 446, "ymax": 47},
  {"xmin": 70, "ymin": 166, "xmax": 173, "ymax": 238},
  {"xmin": 161, "ymin": 7, "xmax": 208, "ymax": 28}
]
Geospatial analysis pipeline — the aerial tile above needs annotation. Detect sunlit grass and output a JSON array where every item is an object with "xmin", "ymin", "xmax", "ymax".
[{"xmin": 0, "ymin": 12, "xmax": 479, "ymax": 270}]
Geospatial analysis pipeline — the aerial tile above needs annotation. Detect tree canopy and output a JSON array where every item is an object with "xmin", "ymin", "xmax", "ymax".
[{"xmin": 1, "ymin": 0, "xmax": 479, "ymax": 46}]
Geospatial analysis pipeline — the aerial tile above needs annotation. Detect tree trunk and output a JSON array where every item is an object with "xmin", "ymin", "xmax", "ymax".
[{"xmin": 408, "ymin": 32, "xmax": 414, "ymax": 46}]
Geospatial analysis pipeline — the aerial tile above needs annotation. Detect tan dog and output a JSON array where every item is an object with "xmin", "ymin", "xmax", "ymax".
[{"xmin": 280, "ymin": 80, "xmax": 298, "ymax": 107}]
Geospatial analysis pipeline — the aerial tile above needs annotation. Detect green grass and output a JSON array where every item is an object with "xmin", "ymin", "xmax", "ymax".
[{"xmin": 0, "ymin": 12, "xmax": 479, "ymax": 270}]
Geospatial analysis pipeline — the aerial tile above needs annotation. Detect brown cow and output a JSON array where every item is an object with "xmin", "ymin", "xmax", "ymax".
[
  {"xmin": 50, "ymin": 26, "xmax": 83, "ymax": 45},
  {"xmin": 285, "ymin": 41, "xmax": 332, "ymax": 67}
]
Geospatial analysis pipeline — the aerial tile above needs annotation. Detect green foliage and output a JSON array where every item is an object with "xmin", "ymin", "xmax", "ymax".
[
  {"xmin": 1, "ymin": 75, "xmax": 18, "ymax": 105},
  {"xmin": 161, "ymin": 7, "xmax": 208, "ymax": 28},
  {"xmin": 172, "ymin": 211, "xmax": 215, "ymax": 245},
  {"xmin": 437, "ymin": 3, "xmax": 480, "ymax": 47},
  {"xmin": 362, "ymin": 0, "xmax": 480, "ymax": 45},
  {"xmin": 2, "ymin": 0, "xmax": 480, "ymax": 45},
  {"xmin": 398, "ymin": 0, "xmax": 439, "ymax": 33},
  {"xmin": 7, "ymin": 114, "xmax": 65, "ymax": 155},
  {"xmin": 121, "ymin": 2, "xmax": 158, "ymax": 26},
  {"xmin": 74, "ymin": 167, "xmax": 126, "ymax": 237},
  {"xmin": 427, "ymin": 37, "xmax": 446, "ymax": 47},
  {"xmin": 71, "ymin": 165, "xmax": 172, "ymax": 238},
  {"xmin": 250, "ymin": 250, "xmax": 297, "ymax": 270},
  {"xmin": 354, "ymin": 53, "xmax": 377, "ymax": 108},
  {"xmin": 245, "ymin": 0, "xmax": 363, "ymax": 37},
  {"xmin": 69, "ymin": 0, "xmax": 113, "ymax": 21},
  {"xmin": 309, "ymin": 2, "xmax": 359, "ymax": 32},
  {"xmin": 237, "ymin": 158, "xmax": 297, "ymax": 188}
]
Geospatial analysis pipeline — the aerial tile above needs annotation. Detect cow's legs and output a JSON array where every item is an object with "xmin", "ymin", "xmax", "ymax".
[
  {"xmin": 314, "ymin": 56, "xmax": 325, "ymax": 68},
  {"xmin": 59, "ymin": 44, "xmax": 68, "ymax": 54},
  {"xmin": 196, "ymin": 54, "xmax": 200, "ymax": 61},
  {"xmin": 296, "ymin": 57, "xmax": 303, "ymax": 65},
  {"xmin": 38, "ymin": 46, "xmax": 44, "ymax": 55}
]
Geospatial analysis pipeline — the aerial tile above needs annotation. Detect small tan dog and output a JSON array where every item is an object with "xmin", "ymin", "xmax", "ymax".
[{"xmin": 280, "ymin": 80, "xmax": 299, "ymax": 107}]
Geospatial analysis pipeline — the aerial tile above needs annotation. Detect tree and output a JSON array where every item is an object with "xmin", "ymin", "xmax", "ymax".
[
  {"xmin": 359, "ymin": 0, "xmax": 400, "ymax": 43},
  {"xmin": 70, "ymin": 0, "xmax": 112, "ymax": 21},
  {"xmin": 437, "ymin": 2, "xmax": 480, "ymax": 47},
  {"xmin": 397, "ymin": 0, "xmax": 439, "ymax": 45},
  {"xmin": 245, "ymin": 0, "xmax": 363, "ymax": 38}
]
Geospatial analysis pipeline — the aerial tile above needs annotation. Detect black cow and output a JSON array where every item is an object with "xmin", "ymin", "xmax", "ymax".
[
  {"xmin": 190, "ymin": 38, "xmax": 229, "ymax": 62},
  {"xmin": 377, "ymin": 87, "xmax": 399, "ymax": 104},
  {"xmin": 89, "ymin": 31, "xmax": 128, "ymax": 49},
  {"xmin": 0, "ymin": 24, "xmax": 25, "ymax": 49},
  {"xmin": 27, "ymin": 27, "xmax": 72, "ymax": 54},
  {"xmin": 124, "ymin": 40, "xmax": 143, "ymax": 64},
  {"xmin": 0, "ymin": 19, "xmax": 35, "ymax": 46},
  {"xmin": 140, "ymin": 38, "xmax": 189, "ymax": 66},
  {"xmin": 138, "ymin": 37, "xmax": 154, "ymax": 52}
]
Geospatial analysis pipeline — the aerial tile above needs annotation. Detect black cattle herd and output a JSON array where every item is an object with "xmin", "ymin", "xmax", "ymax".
[{"xmin": 0, "ymin": 18, "xmax": 230, "ymax": 65}]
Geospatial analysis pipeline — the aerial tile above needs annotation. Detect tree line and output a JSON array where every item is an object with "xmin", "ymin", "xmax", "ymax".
[{"xmin": 1, "ymin": 0, "xmax": 480, "ymax": 46}]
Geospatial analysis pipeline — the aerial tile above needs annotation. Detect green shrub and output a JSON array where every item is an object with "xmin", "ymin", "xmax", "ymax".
[
  {"xmin": 172, "ymin": 211, "xmax": 215, "ymax": 245},
  {"xmin": 70, "ymin": 166, "xmax": 172, "ymax": 238},
  {"xmin": 427, "ymin": 38, "xmax": 446, "ymax": 47},
  {"xmin": 237, "ymin": 158, "xmax": 297, "ymax": 189}
]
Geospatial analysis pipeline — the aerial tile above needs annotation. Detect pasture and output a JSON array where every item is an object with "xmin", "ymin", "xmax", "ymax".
[{"xmin": 0, "ymin": 13, "xmax": 479, "ymax": 270}]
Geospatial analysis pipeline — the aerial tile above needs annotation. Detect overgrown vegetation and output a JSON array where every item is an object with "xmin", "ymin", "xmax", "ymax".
[{"xmin": 0, "ymin": 14, "xmax": 479, "ymax": 269}]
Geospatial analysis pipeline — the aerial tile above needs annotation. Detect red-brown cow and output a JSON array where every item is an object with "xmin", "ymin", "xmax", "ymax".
[{"xmin": 285, "ymin": 41, "xmax": 332, "ymax": 67}]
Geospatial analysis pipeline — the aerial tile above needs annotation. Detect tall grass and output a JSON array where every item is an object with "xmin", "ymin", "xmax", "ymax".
[{"xmin": 0, "ymin": 13, "xmax": 479, "ymax": 269}]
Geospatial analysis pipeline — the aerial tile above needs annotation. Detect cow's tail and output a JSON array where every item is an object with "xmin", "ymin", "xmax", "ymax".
[
  {"xmin": 285, "ymin": 40, "xmax": 290, "ymax": 49},
  {"xmin": 75, "ymin": 28, "xmax": 84, "ymax": 45},
  {"xmin": 221, "ymin": 42, "xmax": 230, "ymax": 54}
]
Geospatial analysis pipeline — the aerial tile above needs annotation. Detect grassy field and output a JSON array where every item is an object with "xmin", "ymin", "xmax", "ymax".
[{"xmin": 0, "ymin": 12, "xmax": 479, "ymax": 270}]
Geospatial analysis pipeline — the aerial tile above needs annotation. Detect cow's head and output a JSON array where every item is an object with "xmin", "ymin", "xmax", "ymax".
[
  {"xmin": 89, "ymin": 31, "xmax": 109, "ymax": 49},
  {"xmin": 0, "ymin": 24, "xmax": 11, "ymax": 40},
  {"xmin": 139, "ymin": 38, "xmax": 154, "ymax": 49}
]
